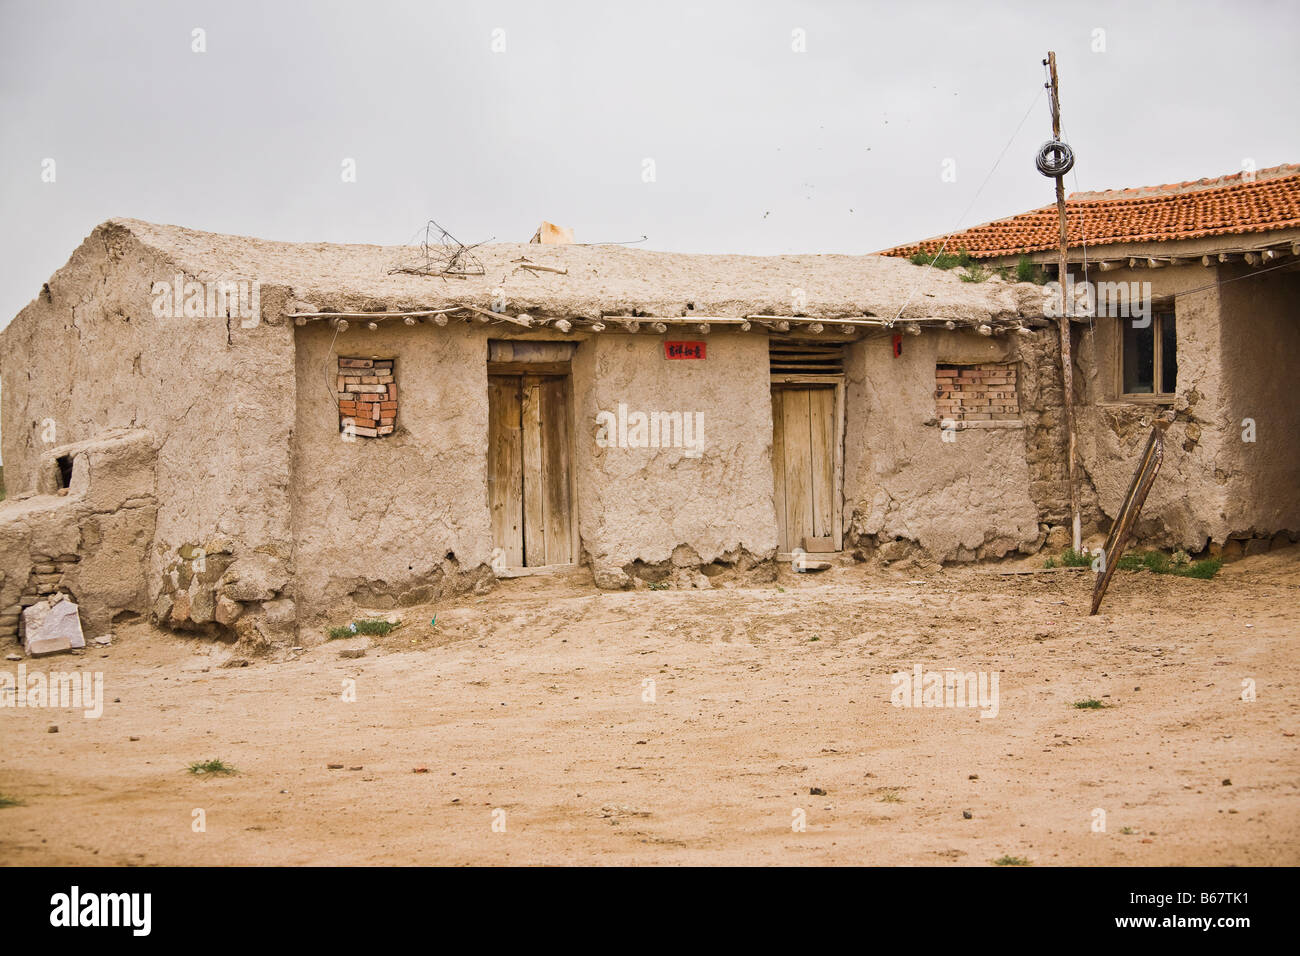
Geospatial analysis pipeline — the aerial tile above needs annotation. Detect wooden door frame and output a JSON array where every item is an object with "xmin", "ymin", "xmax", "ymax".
[
  {"xmin": 487, "ymin": 366, "xmax": 580, "ymax": 571},
  {"xmin": 770, "ymin": 373, "xmax": 845, "ymax": 555}
]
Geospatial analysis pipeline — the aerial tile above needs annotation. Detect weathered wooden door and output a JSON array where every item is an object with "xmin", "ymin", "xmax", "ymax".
[
  {"xmin": 488, "ymin": 374, "xmax": 573, "ymax": 567},
  {"xmin": 771, "ymin": 385, "xmax": 839, "ymax": 553}
]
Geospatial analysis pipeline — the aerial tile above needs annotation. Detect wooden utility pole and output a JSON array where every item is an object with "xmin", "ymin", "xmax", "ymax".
[{"xmin": 1047, "ymin": 51, "xmax": 1082, "ymax": 552}]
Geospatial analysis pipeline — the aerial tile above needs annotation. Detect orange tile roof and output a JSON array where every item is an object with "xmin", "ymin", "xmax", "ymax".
[{"xmin": 880, "ymin": 164, "xmax": 1300, "ymax": 259}]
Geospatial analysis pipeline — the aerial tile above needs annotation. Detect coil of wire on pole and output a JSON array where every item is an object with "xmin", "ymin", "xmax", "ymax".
[{"xmin": 1035, "ymin": 138, "xmax": 1075, "ymax": 177}]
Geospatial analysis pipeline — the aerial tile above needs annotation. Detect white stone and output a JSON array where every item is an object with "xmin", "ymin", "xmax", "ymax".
[{"xmin": 22, "ymin": 598, "xmax": 86, "ymax": 656}]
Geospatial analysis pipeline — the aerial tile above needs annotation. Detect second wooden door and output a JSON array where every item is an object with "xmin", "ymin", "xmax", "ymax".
[{"xmin": 771, "ymin": 385, "xmax": 838, "ymax": 553}]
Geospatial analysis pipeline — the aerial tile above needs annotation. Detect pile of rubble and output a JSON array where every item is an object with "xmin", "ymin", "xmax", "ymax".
[{"xmin": 19, "ymin": 592, "xmax": 86, "ymax": 656}]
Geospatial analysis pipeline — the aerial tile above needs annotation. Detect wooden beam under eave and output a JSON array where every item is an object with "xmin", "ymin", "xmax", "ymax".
[
  {"xmin": 1097, "ymin": 259, "xmax": 1121, "ymax": 272},
  {"xmin": 460, "ymin": 304, "xmax": 532, "ymax": 327},
  {"xmin": 603, "ymin": 315, "xmax": 751, "ymax": 326}
]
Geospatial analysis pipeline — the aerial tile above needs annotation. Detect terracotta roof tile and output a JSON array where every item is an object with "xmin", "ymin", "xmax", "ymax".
[{"xmin": 880, "ymin": 163, "xmax": 1300, "ymax": 259}]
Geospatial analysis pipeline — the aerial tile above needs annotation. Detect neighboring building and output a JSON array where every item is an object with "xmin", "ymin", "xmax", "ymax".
[
  {"xmin": 882, "ymin": 164, "xmax": 1300, "ymax": 560},
  {"xmin": 0, "ymin": 199, "xmax": 1293, "ymax": 647}
]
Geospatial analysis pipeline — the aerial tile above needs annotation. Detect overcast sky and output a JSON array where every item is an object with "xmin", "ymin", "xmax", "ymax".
[{"xmin": 1, "ymin": 0, "xmax": 1297, "ymax": 329}]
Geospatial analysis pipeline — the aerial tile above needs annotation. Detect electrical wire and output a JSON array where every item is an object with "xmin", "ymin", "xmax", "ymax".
[
  {"xmin": 321, "ymin": 318, "xmax": 342, "ymax": 405},
  {"xmin": 890, "ymin": 84, "xmax": 1045, "ymax": 325}
]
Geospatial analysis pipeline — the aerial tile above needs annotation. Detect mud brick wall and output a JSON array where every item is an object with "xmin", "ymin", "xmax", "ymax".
[
  {"xmin": 337, "ymin": 358, "xmax": 397, "ymax": 438},
  {"xmin": 935, "ymin": 363, "xmax": 1020, "ymax": 421}
]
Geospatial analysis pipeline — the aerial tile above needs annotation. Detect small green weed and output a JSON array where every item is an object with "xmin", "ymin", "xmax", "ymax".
[
  {"xmin": 188, "ymin": 758, "xmax": 237, "ymax": 776},
  {"xmin": 328, "ymin": 618, "xmax": 397, "ymax": 639},
  {"xmin": 1116, "ymin": 550, "xmax": 1221, "ymax": 579}
]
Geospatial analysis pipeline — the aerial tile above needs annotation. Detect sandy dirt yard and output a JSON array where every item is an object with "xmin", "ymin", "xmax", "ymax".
[{"xmin": 1, "ymin": 548, "xmax": 1297, "ymax": 866}]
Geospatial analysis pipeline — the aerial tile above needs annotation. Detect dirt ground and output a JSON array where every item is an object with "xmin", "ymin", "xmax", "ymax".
[{"xmin": 2, "ymin": 547, "xmax": 1297, "ymax": 866}]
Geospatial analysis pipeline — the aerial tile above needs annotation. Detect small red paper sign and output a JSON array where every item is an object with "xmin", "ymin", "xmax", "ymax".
[{"xmin": 665, "ymin": 341, "xmax": 706, "ymax": 360}]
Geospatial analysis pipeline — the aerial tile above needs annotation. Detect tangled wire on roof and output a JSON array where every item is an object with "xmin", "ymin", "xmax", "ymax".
[
  {"xmin": 388, "ymin": 219, "xmax": 488, "ymax": 278},
  {"xmin": 1035, "ymin": 138, "xmax": 1075, "ymax": 178}
]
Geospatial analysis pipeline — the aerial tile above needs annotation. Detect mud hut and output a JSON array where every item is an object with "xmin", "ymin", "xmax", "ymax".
[
  {"xmin": 883, "ymin": 163, "xmax": 1300, "ymax": 557},
  {"xmin": 0, "ymin": 216, "xmax": 1287, "ymax": 645}
]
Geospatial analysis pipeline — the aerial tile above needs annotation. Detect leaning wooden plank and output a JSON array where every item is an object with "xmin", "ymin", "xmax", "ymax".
[{"xmin": 1090, "ymin": 413, "xmax": 1173, "ymax": 615}]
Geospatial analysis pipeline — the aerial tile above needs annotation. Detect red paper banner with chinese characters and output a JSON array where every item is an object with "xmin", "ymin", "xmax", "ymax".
[{"xmin": 664, "ymin": 341, "xmax": 706, "ymax": 360}]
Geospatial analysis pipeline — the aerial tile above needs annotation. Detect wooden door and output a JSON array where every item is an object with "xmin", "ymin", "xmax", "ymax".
[
  {"xmin": 771, "ymin": 385, "xmax": 838, "ymax": 553},
  {"xmin": 488, "ymin": 374, "xmax": 573, "ymax": 566}
]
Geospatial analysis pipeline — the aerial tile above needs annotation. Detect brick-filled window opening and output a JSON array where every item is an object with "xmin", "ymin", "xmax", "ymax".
[
  {"xmin": 337, "ymin": 357, "xmax": 397, "ymax": 438},
  {"xmin": 934, "ymin": 363, "xmax": 1020, "ymax": 422}
]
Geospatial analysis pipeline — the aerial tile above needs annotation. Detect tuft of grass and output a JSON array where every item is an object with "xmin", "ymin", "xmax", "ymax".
[
  {"xmin": 1116, "ymin": 550, "xmax": 1221, "ymax": 579},
  {"xmin": 1073, "ymin": 699, "xmax": 1106, "ymax": 709},
  {"xmin": 327, "ymin": 618, "xmax": 397, "ymax": 639},
  {"xmin": 909, "ymin": 248, "xmax": 974, "ymax": 271},
  {"xmin": 0, "ymin": 794, "xmax": 24, "ymax": 808},
  {"xmin": 1119, "ymin": 826, "xmax": 1136, "ymax": 835},
  {"xmin": 959, "ymin": 263, "xmax": 990, "ymax": 283},
  {"xmin": 647, "ymin": 582, "xmax": 669, "ymax": 591},
  {"xmin": 1015, "ymin": 255, "xmax": 1046, "ymax": 284},
  {"xmin": 1054, "ymin": 548, "xmax": 1093, "ymax": 568},
  {"xmin": 188, "ymin": 758, "xmax": 237, "ymax": 776},
  {"xmin": 878, "ymin": 790, "xmax": 903, "ymax": 803},
  {"xmin": 1178, "ymin": 558, "xmax": 1223, "ymax": 579},
  {"xmin": 992, "ymin": 855, "xmax": 1032, "ymax": 866}
]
